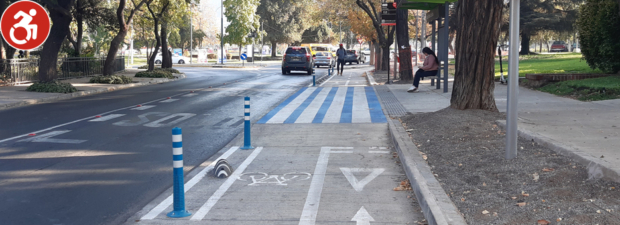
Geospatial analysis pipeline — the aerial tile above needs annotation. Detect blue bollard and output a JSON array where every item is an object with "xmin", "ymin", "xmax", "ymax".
[
  {"xmin": 312, "ymin": 70, "xmax": 316, "ymax": 87},
  {"xmin": 167, "ymin": 127, "xmax": 191, "ymax": 218},
  {"xmin": 240, "ymin": 97, "xmax": 254, "ymax": 150}
]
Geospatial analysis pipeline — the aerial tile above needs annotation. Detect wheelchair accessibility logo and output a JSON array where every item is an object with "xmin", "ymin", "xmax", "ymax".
[{"xmin": 0, "ymin": 0, "xmax": 50, "ymax": 50}]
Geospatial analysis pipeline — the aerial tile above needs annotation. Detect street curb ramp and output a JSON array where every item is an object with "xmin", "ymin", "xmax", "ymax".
[
  {"xmin": 496, "ymin": 120, "xmax": 620, "ymax": 183},
  {"xmin": 387, "ymin": 118, "xmax": 468, "ymax": 225}
]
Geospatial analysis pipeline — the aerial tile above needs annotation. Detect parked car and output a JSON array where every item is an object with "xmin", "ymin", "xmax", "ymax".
[
  {"xmin": 282, "ymin": 46, "xmax": 314, "ymax": 75},
  {"xmin": 361, "ymin": 48, "xmax": 371, "ymax": 55},
  {"xmin": 154, "ymin": 53, "xmax": 191, "ymax": 64},
  {"xmin": 550, "ymin": 41, "xmax": 569, "ymax": 52},
  {"xmin": 343, "ymin": 50, "xmax": 364, "ymax": 64},
  {"xmin": 313, "ymin": 51, "xmax": 334, "ymax": 68}
]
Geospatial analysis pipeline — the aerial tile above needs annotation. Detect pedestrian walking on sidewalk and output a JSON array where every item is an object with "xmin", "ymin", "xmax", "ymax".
[
  {"xmin": 408, "ymin": 47, "xmax": 439, "ymax": 93},
  {"xmin": 336, "ymin": 44, "xmax": 347, "ymax": 76}
]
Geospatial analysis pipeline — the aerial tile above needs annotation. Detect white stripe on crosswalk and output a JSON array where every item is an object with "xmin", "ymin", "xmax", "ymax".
[
  {"xmin": 352, "ymin": 87, "xmax": 372, "ymax": 123},
  {"xmin": 295, "ymin": 88, "xmax": 331, "ymax": 123},
  {"xmin": 266, "ymin": 88, "xmax": 316, "ymax": 123},
  {"xmin": 322, "ymin": 87, "xmax": 347, "ymax": 123}
]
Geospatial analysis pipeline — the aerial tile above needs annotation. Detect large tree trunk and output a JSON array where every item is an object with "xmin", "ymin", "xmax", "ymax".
[
  {"xmin": 369, "ymin": 40, "xmax": 375, "ymax": 66},
  {"xmin": 38, "ymin": 0, "xmax": 74, "ymax": 82},
  {"xmin": 271, "ymin": 42, "xmax": 277, "ymax": 58},
  {"xmin": 148, "ymin": 22, "xmax": 161, "ymax": 71},
  {"xmin": 520, "ymin": 31, "xmax": 531, "ymax": 55},
  {"xmin": 68, "ymin": 0, "xmax": 83, "ymax": 57},
  {"xmin": 103, "ymin": 0, "xmax": 144, "ymax": 75},
  {"xmin": 161, "ymin": 21, "xmax": 172, "ymax": 68},
  {"xmin": 374, "ymin": 42, "xmax": 382, "ymax": 71},
  {"xmin": 450, "ymin": 0, "xmax": 502, "ymax": 111},
  {"xmin": 396, "ymin": 4, "xmax": 413, "ymax": 80}
]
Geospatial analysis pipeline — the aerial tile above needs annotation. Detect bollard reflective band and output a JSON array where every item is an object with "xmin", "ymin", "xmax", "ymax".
[{"xmin": 241, "ymin": 96, "xmax": 254, "ymax": 150}]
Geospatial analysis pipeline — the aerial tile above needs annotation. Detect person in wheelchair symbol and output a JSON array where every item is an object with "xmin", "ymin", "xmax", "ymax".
[{"xmin": 10, "ymin": 9, "xmax": 38, "ymax": 45}]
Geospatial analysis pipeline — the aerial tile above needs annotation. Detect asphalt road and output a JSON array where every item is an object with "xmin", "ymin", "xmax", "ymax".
[{"xmin": 0, "ymin": 65, "xmax": 328, "ymax": 225}]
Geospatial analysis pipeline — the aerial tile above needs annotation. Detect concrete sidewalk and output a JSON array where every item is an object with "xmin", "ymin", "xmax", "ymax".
[
  {"xmin": 0, "ymin": 68, "xmax": 185, "ymax": 111},
  {"xmin": 372, "ymin": 74, "xmax": 620, "ymax": 183}
]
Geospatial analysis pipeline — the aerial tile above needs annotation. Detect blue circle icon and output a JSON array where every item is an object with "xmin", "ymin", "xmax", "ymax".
[{"xmin": 240, "ymin": 53, "xmax": 247, "ymax": 60}]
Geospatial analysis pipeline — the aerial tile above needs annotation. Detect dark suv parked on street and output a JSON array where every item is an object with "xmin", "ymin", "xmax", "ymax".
[{"xmin": 282, "ymin": 46, "xmax": 314, "ymax": 75}]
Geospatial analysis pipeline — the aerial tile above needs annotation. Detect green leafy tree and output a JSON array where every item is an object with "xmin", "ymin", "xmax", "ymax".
[
  {"xmin": 257, "ymin": 0, "xmax": 309, "ymax": 57},
  {"xmin": 103, "ymin": 0, "xmax": 146, "ymax": 75},
  {"xmin": 301, "ymin": 22, "xmax": 332, "ymax": 43},
  {"xmin": 518, "ymin": 0, "xmax": 582, "ymax": 54},
  {"xmin": 223, "ymin": 0, "xmax": 260, "ymax": 58},
  {"xmin": 577, "ymin": 0, "xmax": 620, "ymax": 73},
  {"xmin": 37, "ymin": 0, "xmax": 75, "ymax": 82}
]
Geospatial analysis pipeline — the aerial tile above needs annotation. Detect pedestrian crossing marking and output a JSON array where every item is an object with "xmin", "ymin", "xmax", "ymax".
[{"xmin": 258, "ymin": 87, "xmax": 386, "ymax": 124}]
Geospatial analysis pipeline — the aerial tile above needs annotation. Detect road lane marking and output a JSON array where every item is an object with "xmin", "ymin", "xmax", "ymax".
[
  {"xmin": 321, "ymin": 87, "xmax": 347, "ymax": 123},
  {"xmin": 88, "ymin": 114, "xmax": 125, "ymax": 122},
  {"xmin": 141, "ymin": 146, "xmax": 239, "ymax": 220},
  {"xmin": 369, "ymin": 151, "xmax": 390, "ymax": 154},
  {"xmin": 352, "ymin": 87, "xmax": 371, "ymax": 123},
  {"xmin": 257, "ymin": 87, "xmax": 307, "ymax": 124},
  {"xmin": 340, "ymin": 168, "xmax": 385, "ymax": 192},
  {"xmin": 17, "ymin": 130, "xmax": 86, "ymax": 144},
  {"xmin": 351, "ymin": 206, "xmax": 375, "ymax": 225},
  {"xmin": 160, "ymin": 99, "xmax": 179, "ymax": 103},
  {"xmin": 295, "ymin": 87, "xmax": 331, "ymax": 124},
  {"xmin": 299, "ymin": 147, "xmax": 353, "ymax": 225},
  {"xmin": 365, "ymin": 87, "xmax": 388, "ymax": 123},
  {"xmin": 339, "ymin": 87, "xmax": 355, "ymax": 123},
  {"xmin": 144, "ymin": 113, "xmax": 196, "ymax": 128},
  {"xmin": 113, "ymin": 112, "xmax": 169, "ymax": 127},
  {"xmin": 131, "ymin": 105, "xmax": 156, "ymax": 110},
  {"xmin": 190, "ymin": 146, "xmax": 264, "ymax": 221},
  {"xmin": 266, "ymin": 88, "xmax": 315, "ymax": 123},
  {"xmin": 237, "ymin": 172, "xmax": 312, "ymax": 186},
  {"xmin": 319, "ymin": 75, "xmax": 335, "ymax": 86},
  {"xmin": 183, "ymin": 93, "xmax": 198, "ymax": 97},
  {"xmin": 284, "ymin": 88, "xmax": 323, "ymax": 124}
]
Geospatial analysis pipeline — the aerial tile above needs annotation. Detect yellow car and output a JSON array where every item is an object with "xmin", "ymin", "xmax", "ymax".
[{"xmin": 301, "ymin": 44, "xmax": 336, "ymax": 58}]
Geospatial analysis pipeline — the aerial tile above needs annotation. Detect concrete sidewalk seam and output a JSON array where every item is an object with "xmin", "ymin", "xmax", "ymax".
[
  {"xmin": 496, "ymin": 120, "xmax": 620, "ymax": 183},
  {"xmin": 0, "ymin": 73, "xmax": 186, "ymax": 111},
  {"xmin": 371, "ymin": 86, "xmax": 466, "ymax": 225}
]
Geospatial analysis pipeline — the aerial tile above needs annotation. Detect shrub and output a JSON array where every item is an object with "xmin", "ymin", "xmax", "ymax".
[
  {"xmin": 576, "ymin": 0, "xmax": 620, "ymax": 74},
  {"xmin": 135, "ymin": 70, "xmax": 175, "ymax": 79},
  {"xmin": 158, "ymin": 68, "xmax": 180, "ymax": 74},
  {"xmin": 138, "ymin": 65, "xmax": 148, "ymax": 69},
  {"xmin": 89, "ymin": 75, "xmax": 133, "ymax": 84},
  {"xmin": 26, "ymin": 81, "xmax": 78, "ymax": 93}
]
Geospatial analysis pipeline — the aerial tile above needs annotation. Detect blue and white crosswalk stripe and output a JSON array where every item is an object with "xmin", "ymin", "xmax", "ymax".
[{"xmin": 258, "ymin": 87, "xmax": 387, "ymax": 124}]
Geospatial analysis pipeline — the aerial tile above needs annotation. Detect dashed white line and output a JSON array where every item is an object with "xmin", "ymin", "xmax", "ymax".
[
  {"xmin": 160, "ymin": 99, "xmax": 179, "ymax": 103},
  {"xmin": 89, "ymin": 114, "xmax": 125, "ymax": 122},
  {"xmin": 369, "ymin": 151, "xmax": 390, "ymax": 154},
  {"xmin": 131, "ymin": 105, "xmax": 156, "ymax": 110}
]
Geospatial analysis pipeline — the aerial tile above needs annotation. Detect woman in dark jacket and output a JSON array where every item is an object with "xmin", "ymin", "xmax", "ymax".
[{"xmin": 408, "ymin": 47, "xmax": 439, "ymax": 93}]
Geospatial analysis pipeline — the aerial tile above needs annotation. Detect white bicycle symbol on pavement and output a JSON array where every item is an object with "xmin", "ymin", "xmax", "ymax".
[
  {"xmin": 10, "ymin": 9, "xmax": 38, "ymax": 45},
  {"xmin": 237, "ymin": 172, "xmax": 312, "ymax": 186}
]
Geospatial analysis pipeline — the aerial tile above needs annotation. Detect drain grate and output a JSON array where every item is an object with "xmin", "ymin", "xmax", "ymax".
[{"xmin": 374, "ymin": 86, "xmax": 408, "ymax": 117}]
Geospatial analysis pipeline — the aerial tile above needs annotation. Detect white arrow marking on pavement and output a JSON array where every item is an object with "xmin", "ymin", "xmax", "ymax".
[
  {"xmin": 351, "ymin": 206, "xmax": 375, "ymax": 225},
  {"xmin": 18, "ymin": 130, "xmax": 86, "ymax": 144},
  {"xmin": 340, "ymin": 168, "xmax": 385, "ymax": 192}
]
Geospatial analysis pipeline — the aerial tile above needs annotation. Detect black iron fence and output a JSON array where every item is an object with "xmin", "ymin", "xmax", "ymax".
[{"xmin": 0, "ymin": 56, "xmax": 125, "ymax": 85}]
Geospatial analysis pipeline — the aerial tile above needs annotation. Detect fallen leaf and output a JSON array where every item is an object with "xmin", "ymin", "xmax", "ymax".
[
  {"xmin": 406, "ymin": 129, "xmax": 414, "ymax": 132},
  {"xmin": 537, "ymin": 220, "xmax": 550, "ymax": 225},
  {"xmin": 572, "ymin": 166, "xmax": 577, "ymax": 168},
  {"xmin": 482, "ymin": 210, "xmax": 489, "ymax": 215},
  {"xmin": 516, "ymin": 202, "xmax": 527, "ymax": 207},
  {"xmin": 533, "ymin": 172, "xmax": 540, "ymax": 181},
  {"xmin": 493, "ymin": 212, "xmax": 498, "ymax": 217},
  {"xmin": 597, "ymin": 210, "xmax": 601, "ymax": 214},
  {"xmin": 511, "ymin": 197, "xmax": 517, "ymax": 200},
  {"xmin": 483, "ymin": 182, "xmax": 487, "ymax": 187},
  {"xmin": 557, "ymin": 218, "xmax": 562, "ymax": 222},
  {"xmin": 542, "ymin": 168, "xmax": 555, "ymax": 172},
  {"xmin": 461, "ymin": 198, "xmax": 465, "ymax": 202},
  {"xmin": 459, "ymin": 163, "xmax": 462, "ymax": 167},
  {"xmin": 542, "ymin": 199, "xmax": 546, "ymax": 202},
  {"xmin": 394, "ymin": 179, "xmax": 412, "ymax": 191},
  {"xmin": 522, "ymin": 193, "xmax": 530, "ymax": 197}
]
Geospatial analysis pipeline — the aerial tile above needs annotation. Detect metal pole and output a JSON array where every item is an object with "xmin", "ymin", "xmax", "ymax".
[
  {"xmin": 190, "ymin": 3, "xmax": 193, "ymax": 64},
  {"xmin": 220, "ymin": 0, "xmax": 224, "ymax": 65},
  {"xmin": 167, "ymin": 127, "xmax": 191, "ymax": 218},
  {"xmin": 130, "ymin": 23, "xmax": 134, "ymax": 65},
  {"xmin": 393, "ymin": 26, "xmax": 397, "ymax": 80},
  {"xmin": 339, "ymin": 20, "xmax": 342, "ymax": 43},
  {"xmin": 240, "ymin": 97, "xmax": 254, "ymax": 150},
  {"xmin": 506, "ymin": 0, "xmax": 520, "ymax": 159},
  {"xmin": 443, "ymin": 2, "xmax": 449, "ymax": 93}
]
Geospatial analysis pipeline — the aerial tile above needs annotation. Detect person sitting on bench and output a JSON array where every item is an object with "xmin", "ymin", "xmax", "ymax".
[{"xmin": 408, "ymin": 47, "xmax": 438, "ymax": 93}]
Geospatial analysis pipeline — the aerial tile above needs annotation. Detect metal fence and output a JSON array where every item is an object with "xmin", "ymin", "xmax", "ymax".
[{"xmin": 0, "ymin": 56, "xmax": 125, "ymax": 85}]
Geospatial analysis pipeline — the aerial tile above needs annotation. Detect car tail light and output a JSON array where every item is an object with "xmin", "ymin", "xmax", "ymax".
[
  {"xmin": 306, "ymin": 54, "xmax": 311, "ymax": 62},
  {"xmin": 283, "ymin": 54, "xmax": 286, "ymax": 62},
  {"xmin": 327, "ymin": 56, "xmax": 331, "ymax": 59}
]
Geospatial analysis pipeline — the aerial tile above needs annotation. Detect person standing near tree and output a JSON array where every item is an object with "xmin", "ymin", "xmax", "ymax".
[{"xmin": 336, "ymin": 44, "xmax": 346, "ymax": 75}]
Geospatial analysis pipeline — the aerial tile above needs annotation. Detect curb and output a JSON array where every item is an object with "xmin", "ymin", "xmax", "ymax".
[
  {"xmin": 0, "ymin": 73, "xmax": 186, "ymax": 111},
  {"xmin": 371, "ymin": 85, "xmax": 467, "ymax": 225},
  {"xmin": 496, "ymin": 120, "xmax": 620, "ymax": 183}
]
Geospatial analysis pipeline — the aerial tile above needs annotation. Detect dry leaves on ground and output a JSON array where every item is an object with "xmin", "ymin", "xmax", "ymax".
[
  {"xmin": 537, "ymin": 219, "xmax": 550, "ymax": 225},
  {"xmin": 394, "ymin": 179, "xmax": 412, "ymax": 191}
]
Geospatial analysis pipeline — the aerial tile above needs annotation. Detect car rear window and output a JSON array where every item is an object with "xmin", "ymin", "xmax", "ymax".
[
  {"xmin": 316, "ymin": 52, "xmax": 328, "ymax": 56},
  {"xmin": 286, "ymin": 48, "xmax": 307, "ymax": 54},
  {"xmin": 553, "ymin": 41, "xmax": 563, "ymax": 45},
  {"xmin": 346, "ymin": 50, "xmax": 356, "ymax": 54},
  {"xmin": 311, "ymin": 47, "xmax": 329, "ymax": 52}
]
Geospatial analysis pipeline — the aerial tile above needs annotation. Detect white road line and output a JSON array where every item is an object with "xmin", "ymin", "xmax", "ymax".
[
  {"xmin": 183, "ymin": 93, "xmax": 198, "ymax": 97},
  {"xmin": 344, "ymin": 80, "xmax": 350, "ymax": 86},
  {"xmin": 329, "ymin": 150, "xmax": 354, "ymax": 154},
  {"xmin": 131, "ymin": 105, "xmax": 156, "ymax": 110},
  {"xmin": 160, "ymin": 99, "xmax": 179, "ymax": 103},
  {"xmin": 17, "ymin": 130, "xmax": 86, "ymax": 144},
  {"xmin": 352, "ymin": 87, "xmax": 371, "ymax": 123},
  {"xmin": 379, "ymin": 147, "xmax": 388, "ymax": 150},
  {"xmin": 322, "ymin": 87, "xmax": 347, "ymax": 123},
  {"xmin": 88, "ymin": 114, "xmax": 125, "ymax": 122},
  {"xmin": 340, "ymin": 168, "xmax": 385, "ymax": 192},
  {"xmin": 368, "ymin": 151, "xmax": 390, "ymax": 154},
  {"xmin": 0, "ymin": 88, "xmax": 206, "ymax": 144},
  {"xmin": 299, "ymin": 147, "xmax": 353, "ymax": 225},
  {"xmin": 190, "ymin": 147, "xmax": 264, "ymax": 221},
  {"xmin": 141, "ymin": 146, "xmax": 240, "ymax": 220},
  {"xmin": 295, "ymin": 88, "xmax": 331, "ymax": 123},
  {"xmin": 319, "ymin": 75, "xmax": 336, "ymax": 86},
  {"xmin": 266, "ymin": 88, "xmax": 315, "ymax": 123}
]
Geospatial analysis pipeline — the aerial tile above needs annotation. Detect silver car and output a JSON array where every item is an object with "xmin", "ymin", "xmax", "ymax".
[{"xmin": 313, "ymin": 51, "xmax": 334, "ymax": 68}]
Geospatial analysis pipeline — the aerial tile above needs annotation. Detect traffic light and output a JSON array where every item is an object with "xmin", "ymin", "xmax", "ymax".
[{"xmin": 381, "ymin": 2, "xmax": 397, "ymax": 25}]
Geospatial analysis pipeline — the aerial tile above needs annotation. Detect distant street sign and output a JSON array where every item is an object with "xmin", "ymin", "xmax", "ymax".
[
  {"xmin": 357, "ymin": 39, "xmax": 363, "ymax": 45},
  {"xmin": 240, "ymin": 53, "xmax": 247, "ymax": 60}
]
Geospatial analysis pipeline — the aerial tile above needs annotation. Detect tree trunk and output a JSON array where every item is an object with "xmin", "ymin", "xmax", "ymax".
[
  {"xmin": 38, "ymin": 0, "xmax": 74, "ymax": 82},
  {"xmin": 271, "ymin": 42, "xmax": 277, "ymax": 58},
  {"xmin": 539, "ymin": 40, "xmax": 542, "ymax": 53},
  {"xmin": 520, "ymin": 31, "xmax": 531, "ymax": 55},
  {"xmin": 374, "ymin": 42, "xmax": 382, "ymax": 71},
  {"xmin": 68, "ymin": 0, "xmax": 84, "ymax": 57},
  {"xmin": 396, "ymin": 4, "xmax": 413, "ymax": 80},
  {"xmin": 369, "ymin": 40, "xmax": 375, "ymax": 66},
  {"xmin": 103, "ymin": 0, "xmax": 144, "ymax": 75},
  {"xmin": 448, "ymin": 32, "xmax": 455, "ymax": 55},
  {"xmin": 380, "ymin": 27, "xmax": 395, "ymax": 71},
  {"xmin": 148, "ymin": 22, "xmax": 161, "ymax": 71},
  {"xmin": 450, "ymin": 0, "xmax": 502, "ymax": 111},
  {"xmin": 4, "ymin": 42, "xmax": 16, "ymax": 60},
  {"xmin": 161, "ymin": 21, "xmax": 172, "ymax": 68}
]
